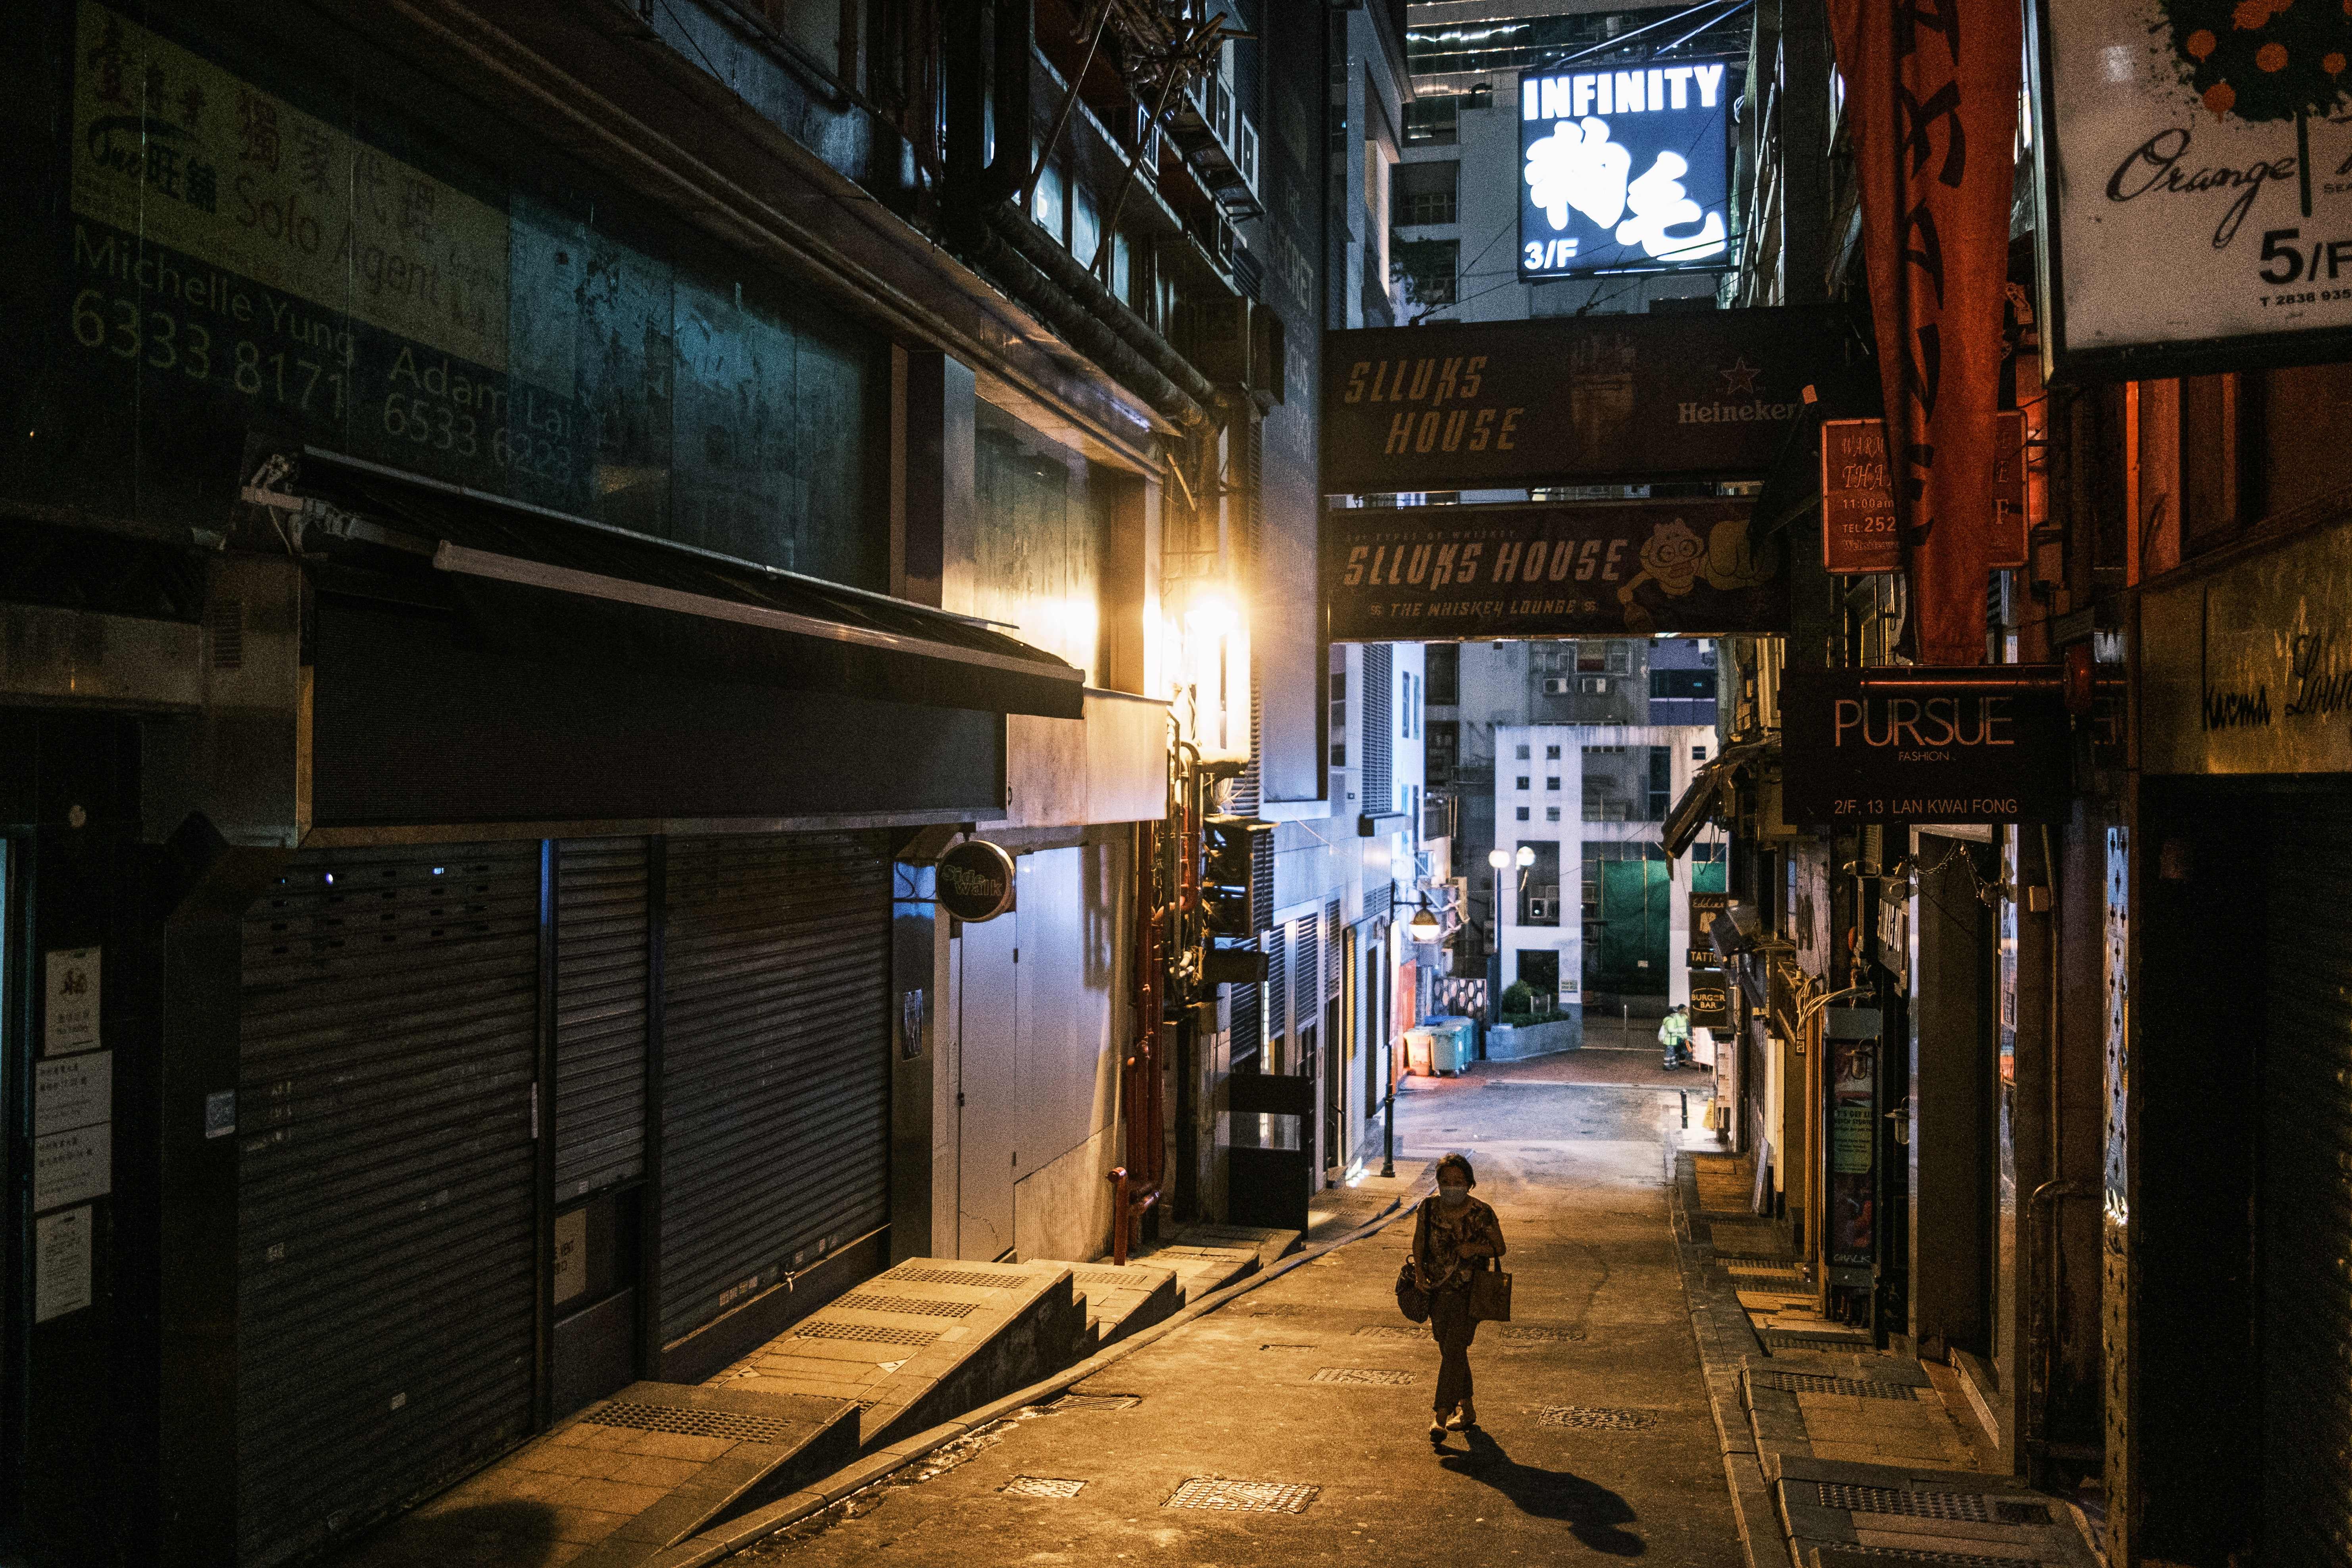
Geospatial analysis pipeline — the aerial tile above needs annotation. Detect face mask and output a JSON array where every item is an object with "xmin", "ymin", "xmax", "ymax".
[{"xmin": 1439, "ymin": 1185, "xmax": 1468, "ymax": 1205}]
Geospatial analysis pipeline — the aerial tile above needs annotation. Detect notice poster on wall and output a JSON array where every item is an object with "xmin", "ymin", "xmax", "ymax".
[
  {"xmin": 43, "ymin": 947, "xmax": 100, "ymax": 1055},
  {"xmin": 35, "ymin": 1207, "xmax": 94, "ymax": 1323},
  {"xmin": 2032, "ymin": 0, "xmax": 2352, "ymax": 378}
]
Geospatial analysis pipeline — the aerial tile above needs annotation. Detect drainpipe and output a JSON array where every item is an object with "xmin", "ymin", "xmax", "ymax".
[{"xmin": 981, "ymin": 202, "xmax": 1218, "ymax": 415}]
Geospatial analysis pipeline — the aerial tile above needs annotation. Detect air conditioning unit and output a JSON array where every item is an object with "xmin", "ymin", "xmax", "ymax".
[
  {"xmin": 1542, "ymin": 677, "xmax": 1570, "ymax": 695},
  {"xmin": 1580, "ymin": 676, "xmax": 1608, "ymax": 693}
]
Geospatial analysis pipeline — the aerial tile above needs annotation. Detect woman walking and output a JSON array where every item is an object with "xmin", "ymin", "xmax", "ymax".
[{"xmin": 1412, "ymin": 1153, "xmax": 1507, "ymax": 1442}]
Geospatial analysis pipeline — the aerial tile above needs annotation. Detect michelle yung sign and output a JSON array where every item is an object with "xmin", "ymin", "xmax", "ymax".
[{"xmin": 1781, "ymin": 669, "xmax": 2071, "ymax": 824}]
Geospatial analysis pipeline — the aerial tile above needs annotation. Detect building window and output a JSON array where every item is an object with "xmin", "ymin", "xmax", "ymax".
[
  {"xmin": 1545, "ymin": 806, "xmax": 1561, "ymax": 822},
  {"xmin": 1692, "ymin": 745, "xmax": 1708, "ymax": 760},
  {"xmin": 1393, "ymin": 238, "xmax": 1458, "ymax": 308},
  {"xmin": 1515, "ymin": 775, "xmax": 1530, "ymax": 791},
  {"xmin": 1545, "ymin": 744, "xmax": 1561, "ymax": 760},
  {"xmin": 1647, "ymin": 747, "xmax": 1673, "ymax": 821},
  {"xmin": 1393, "ymin": 160, "xmax": 1460, "ymax": 225},
  {"xmin": 1404, "ymin": 95, "xmax": 1460, "ymax": 146},
  {"xmin": 1545, "ymin": 776, "xmax": 1561, "ymax": 790},
  {"xmin": 1426, "ymin": 644, "xmax": 1459, "ymax": 704},
  {"xmin": 1328, "ymin": 667, "xmax": 1345, "ymax": 768},
  {"xmin": 1516, "ymin": 744, "xmax": 1531, "ymax": 760},
  {"xmin": 1515, "ymin": 806, "xmax": 1530, "ymax": 821}
]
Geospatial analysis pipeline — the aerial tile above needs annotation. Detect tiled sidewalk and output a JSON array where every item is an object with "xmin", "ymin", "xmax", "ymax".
[{"xmin": 1671, "ymin": 1153, "xmax": 2104, "ymax": 1568}]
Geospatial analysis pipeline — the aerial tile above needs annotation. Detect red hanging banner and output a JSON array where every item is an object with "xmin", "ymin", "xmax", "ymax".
[{"xmin": 1825, "ymin": 0, "xmax": 2022, "ymax": 663}]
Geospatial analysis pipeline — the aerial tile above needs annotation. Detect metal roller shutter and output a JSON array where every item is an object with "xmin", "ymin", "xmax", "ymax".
[
  {"xmin": 555, "ymin": 839, "xmax": 650, "ymax": 1202},
  {"xmin": 659, "ymin": 834, "xmax": 891, "ymax": 1345},
  {"xmin": 2264, "ymin": 802, "xmax": 2352, "ymax": 1566},
  {"xmin": 237, "ymin": 844, "xmax": 541, "ymax": 1567}
]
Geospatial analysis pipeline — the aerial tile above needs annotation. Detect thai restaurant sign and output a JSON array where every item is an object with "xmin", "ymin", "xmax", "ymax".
[
  {"xmin": 1822, "ymin": 413, "xmax": 2025, "ymax": 575},
  {"xmin": 2030, "ymin": 0, "xmax": 2352, "ymax": 379},
  {"xmin": 1319, "ymin": 304, "xmax": 1875, "ymax": 496},
  {"xmin": 1780, "ymin": 668, "xmax": 2073, "ymax": 823},
  {"xmin": 1322, "ymin": 500, "xmax": 1786, "ymax": 642},
  {"xmin": 2141, "ymin": 519, "xmax": 2352, "ymax": 775}
]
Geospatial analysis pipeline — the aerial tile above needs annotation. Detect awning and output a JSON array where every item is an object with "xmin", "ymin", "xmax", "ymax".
[
  {"xmin": 267, "ymin": 448, "xmax": 1086, "ymax": 720},
  {"xmin": 1661, "ymin": 737, "xmax": 1774, "ymax": 859}
]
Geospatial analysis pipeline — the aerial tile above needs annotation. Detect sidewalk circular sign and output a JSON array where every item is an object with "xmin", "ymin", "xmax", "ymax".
[{"xmin": 938, "ymin": 840, "xmax": 1016, "ymax": 922}]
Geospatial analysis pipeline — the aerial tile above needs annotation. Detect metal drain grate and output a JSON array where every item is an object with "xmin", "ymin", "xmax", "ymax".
[
  {"xmin": 1817, "ymin": 1484, "xmax": 1993, "ymax": 1522},
  {"xmin": 582, "ymin": 1401, "xmax": 799, "ymax": 1445},
  {"xmin": 1820, "ymin": 1547, "xmax": 2045, "ymax": 1567},
  {"xmin": 835, "ymin": 1292, "xmax": 980, "ymax": 1319},
  {"xmin": 1353, "ymin": 1325, "xmax": 1428, "ymax": 1341},
  {"xmin": 1754, "ymin": 1372, "xmax": 1919, "ymax": 1399},
  {"xmin": 882, "ymin": 1265, "xmax": 1029, "ymax": 1289},
  {"xmin": 1311, "ymin": 1367, "xmax": 1418, "ymax": 1385},
  {"xmin": 1001, "ymin": 1476, "xmax": 1087, "ymax": 1499},
  {"xmin": 1499, "ymin": 1325, "xmax": 1586, "ymax": 1342},
  {"xmin": 1763, "ymin": 1330, "xmax": 1871, "ymax": 1351},
  {"xmin": 792, "ymin": 1321, "xmax": 939, "ymax": 1348},
  {"xmin": 1163, "ymin": 1478, "xmax": 1320, "ymax": 1513},
  {"xmin": 1726, "ymin": 1262, "xmax": 1805, "ymax": 1279},
  {"xmin": 1537, "ymin": 1406, "xmax": 1660, "ymax": 1430},
  {"xmin": 1043, "ymin": 1392, "xmax": 1141, "ymax": 1413}
]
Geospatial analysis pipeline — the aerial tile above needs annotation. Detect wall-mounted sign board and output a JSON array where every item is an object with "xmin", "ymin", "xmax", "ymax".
[
  {"xmin": 2030, "ymin": 0, "xmax": 2352, "ymax": 380},
  {"xmin": 1320, "ymin": 304, "xmax": 1875, "ymax": 496},
  {"xmin": 1517, "ymin": 56, "xmax": 1735, "ymax": 278},
  {"xmin": 1780, "ymin": 668, "xmax": 2073, "ymax": 823},
  {"xmin": 1323, "ymin": 499, "xmax": 1785, "ymax": 643},
  {"xmin": 1821, "ymin": 413, "xmax": 2025, "ymax": 575},
  {"xmin": 937, "ymin": 840, "xmax": 1016, "ymax": 922}
]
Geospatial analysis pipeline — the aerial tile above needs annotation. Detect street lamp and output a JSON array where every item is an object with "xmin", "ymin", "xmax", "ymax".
[{"xmin": 1408, "ymin": 900, "xmax": 1442, "ymax": 942}]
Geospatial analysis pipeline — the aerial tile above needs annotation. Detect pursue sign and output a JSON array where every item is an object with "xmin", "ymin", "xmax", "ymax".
[
  {"xmin": 2031, "ymin": 0, "xmax": 2352, "ymax": 379},
  {"xmin": 1320, "ymin": 304, "xmax": 1875, "ymax": 496},
  {"xmin": 936, "ymin": 840, "xmax": 1016, "ymax": 922},
  {"xmin": 1780, "ymin": 668, "xmax": 2072, "ymax": 823},
  {"xmin": 1324, "ymin": 500, "xmax": 1785, "ymax": 643}
]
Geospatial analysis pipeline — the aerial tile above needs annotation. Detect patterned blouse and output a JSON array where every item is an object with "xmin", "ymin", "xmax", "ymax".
[{"xmin": 1413, "ymin": 1194, "xmax": 1507, "ymax": 1293}]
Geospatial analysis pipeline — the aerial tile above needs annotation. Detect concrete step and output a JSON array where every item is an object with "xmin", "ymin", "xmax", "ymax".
[
  {"xmin": 705, "ymin": 1260, "xmax": 1084, "ymax": 1452},
  {"xmin": 1124, "ymin": 1222, "xmax": 1301, "ymax": 1306},
  {"xmin": 1056, "ymin": 1261, "xmax": 1182, "ymax": 1351},
  {"xmin": 1170, "ymin": 1222, "xmax": 1303, "ymax": 1273},
  {"xmin": 336, "ymin": 1381, "xmax": 858, "ymax": 1568}
]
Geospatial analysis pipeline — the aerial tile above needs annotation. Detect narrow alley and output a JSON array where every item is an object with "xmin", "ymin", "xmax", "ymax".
[{"xmin": 720, "ymin": 1058, "xmax": 1734, "ymax": 1566}]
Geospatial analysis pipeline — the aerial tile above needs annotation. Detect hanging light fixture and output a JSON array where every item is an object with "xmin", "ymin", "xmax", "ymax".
[{"xmin": 1409, "ymin": 900, "xmax": 1442, "ymax": 942}]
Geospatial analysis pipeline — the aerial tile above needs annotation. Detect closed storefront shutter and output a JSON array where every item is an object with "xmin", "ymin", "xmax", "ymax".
[
  {"xmin": 237, "ymin": 845, "xmax": 541, "ymax": 1568},
  {"xmin": 659, "ymin": 834, "xmax": 891, "ymax": 1345},
  {"xmin": 555, "ymin": 839, "xmax": 650, "ymax": 1201},
  {"xmin": 2264, "ymin": 801, "xmax": 2352, "ymax": 1562}
]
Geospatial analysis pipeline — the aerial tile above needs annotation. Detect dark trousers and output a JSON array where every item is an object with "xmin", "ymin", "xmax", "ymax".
[{"xmin": 1429, "ymin": 1285, "xmax": 1478, "ymax": 1413}]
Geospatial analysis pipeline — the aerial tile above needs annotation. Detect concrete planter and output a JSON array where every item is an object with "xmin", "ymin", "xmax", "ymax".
[{"xmin": 1485, "ymin": 1016, "xmax": 1581, "ymax": 1059}]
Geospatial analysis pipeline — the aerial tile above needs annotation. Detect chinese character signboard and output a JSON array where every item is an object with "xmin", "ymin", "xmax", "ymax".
[
  {"xmin": 1324, "ymin": 500, "xmax": 1785, "ymax": 643},
  {"xmin": 1822, "ymin": 412, "xmax": 2025, "ymax": 574},
  {"xmin": 1320, "ymin": 305, "xmax": 1875, "ymax": 496},
  {"xmin": 1781, "ymin": 669, "xmax": 2073, "ymax": 823},
  {"xmin": 1518, "ymin": 56, "xmax": 1735, "ymax": 277},
  {"xmin": 2031, "ymin": 0, "xmax": 2352, "ymax": 379}
]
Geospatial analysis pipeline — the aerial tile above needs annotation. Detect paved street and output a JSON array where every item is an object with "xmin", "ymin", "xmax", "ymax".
[{"xmin": 740, "ymin": 1059, "xmax": 1738, "ymax": 1566}]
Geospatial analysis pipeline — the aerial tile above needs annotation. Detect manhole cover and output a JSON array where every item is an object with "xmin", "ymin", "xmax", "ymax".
[
  {"xmin": 582, "ymin": 1401, "xmax": 799, "ymax": 1445},
  {"xmin": 1754, "ymin": 1372, "xmax": 1918, "ymax": 1400},
  {"xmin": 1311, "ymin": 1367, "xmax": 1418, "ymax": 1385},
  {"xmin": 1001, "ymin": 1476, "xmax": 1087, "ymax": 1499},
  {"xmin": 1353, "ymin": 1325, "xmax": 1428, "ymax": 1341},
  {"xmin": 792, "ymin": 1321, "xmax": 938, "ymax": 1348},
  {"xmin": 836, "ymin": 1292, "xmax": 980, "ymax": 1319},
  {"xmin": 1817, "ymin": 1484, "xmax": 1994, "ymax": 1522},
  {"xmin": 1537, "ymin": 1406, "xmax": 1660, "ymax": 1430},
  {"xmin": 1499, "ymin": 1325, "xmax": 1586, "ymax": 1343},
  {"xmin": 1163, "ymin": 1478, "xmax": 1321, "ymax": 1513},
  {"xmin": 882, "ymin": 1265, "xmax": 1028, "ymax": 1288},
  {"xmin": 1043, "ymin": 1392, "xmax": 1140, "ymax": 1413}
]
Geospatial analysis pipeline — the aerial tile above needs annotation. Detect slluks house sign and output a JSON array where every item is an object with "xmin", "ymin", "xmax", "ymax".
[{"xmin": 1320, "ymin": 304, "xmax": 1874, "ymax": 496}]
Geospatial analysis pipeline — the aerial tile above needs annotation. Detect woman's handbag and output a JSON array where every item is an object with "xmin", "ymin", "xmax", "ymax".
[
  {"xmin": 1468, "ymin": 1259, "xmax": 1513, "ymax": 1322},
  {"xmin": 1395, "ymin": 1201, "xmax": 1433, "ymax": 1323},
  {"xmin": 1395, "ymin": 1260, "xmax": 1431, "ymax": 1323}
]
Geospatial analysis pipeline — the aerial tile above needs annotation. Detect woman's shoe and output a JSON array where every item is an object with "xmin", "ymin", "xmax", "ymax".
[
  {"xmin": 1428, "ymin": 1416, "xmax": 1448, "ymax": 1443},
  {"xmin": 1453, "ymin": 1399, "xmax": 1478, "ymax": 1430}
]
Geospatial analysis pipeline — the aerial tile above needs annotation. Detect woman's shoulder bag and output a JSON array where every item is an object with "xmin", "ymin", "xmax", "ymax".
[{"xmin": 1394, "ymin": 1200, "xmax": 1432, "ymax": 1323}]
